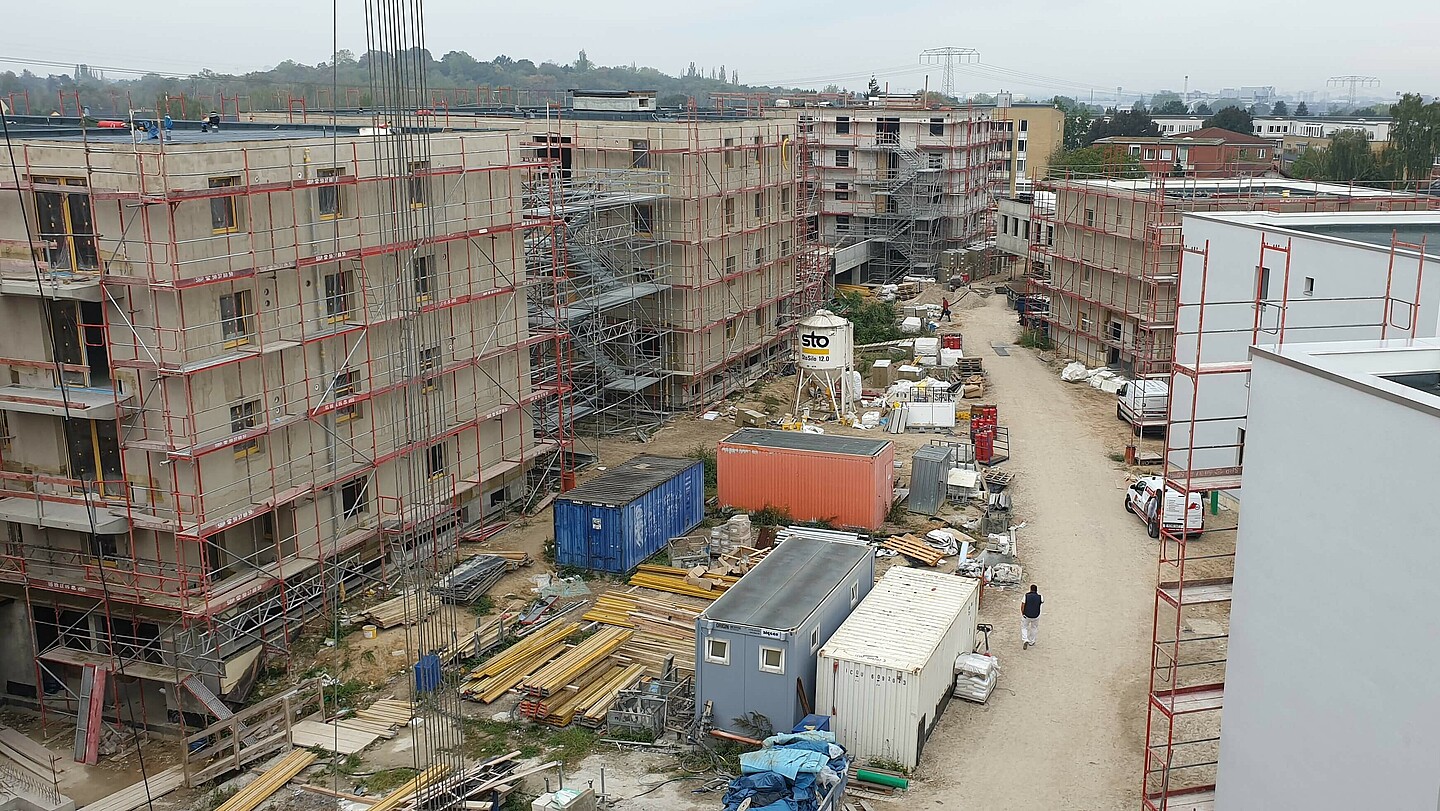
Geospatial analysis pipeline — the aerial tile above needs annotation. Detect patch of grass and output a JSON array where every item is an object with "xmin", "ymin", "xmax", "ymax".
[
  {"xmin": 545, "ymin": 727, "xmax": 597, "ymax": 764},
  {"xmin": 866, "ymin": 758, "xmax": 913, "ymax": 776},
  {"xmin": 502, "ymin": 793, "xmax": 537, "ymax": 811},
  {"xmin": 760, "ymin": 393, "xmax": 782, "ymax": 411},
  {"xmin": 750, "ymin": 505, "xmax": 793, "ymax": 527},
  {"xmin": 887, "ymin": 501, "xmax": 910, "ymax": 526},
  {"xmin": 1107, "ymin": 451, "xmax": 1127, "ymax": 463},
  {"xmin": 202, "ymin": 787, "xmax": 237, "ymax": 811},
  {"xmin": 362, "ymin": 768, "xmax": 419, "ymax": 794},
  {"xmin": 459, "ymin": 719, "xmax": 598, "ymax": 766},
  {"xmin": 318, "ymin": 679, "xmax": 370, "ymax": 712},
  {"xmin": 1017, "ymin": 329, "xmax": 1053, "ymax": 350},
  {"xmin": 644, "ymin": 547, "xmax": 671, "ymax": 567},
  {"xmin": 471, "ymin": 595, "xmax": 495, "ymax": 617},
  {"xmin": 606, "ymin": 726, "xmax": 657, "ymax": 743}
]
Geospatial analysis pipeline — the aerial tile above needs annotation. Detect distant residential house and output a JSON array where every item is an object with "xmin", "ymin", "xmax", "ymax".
[{"xmin": 1093, "ymin": 127, "xmax": 1276, "ymax": 178}]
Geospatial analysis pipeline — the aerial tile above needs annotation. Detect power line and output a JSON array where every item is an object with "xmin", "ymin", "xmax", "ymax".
[{"xmin": 919, "ymin": 47, "xmax": 979, "ymax": 98}]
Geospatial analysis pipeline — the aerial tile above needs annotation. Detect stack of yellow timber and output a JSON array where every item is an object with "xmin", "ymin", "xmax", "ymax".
[
  {"xmin": 519, "ymin": 661, "xmax": 648, "ymax": 727},
  {"xmin": 355, "ymin": 698, "xmax": 413, "ymax": 727},
  {"xmin": 215, "ymin": 749, "xmax": 316, "ymax": 811},
  {"xmin": 520, "ymin": 627, "xmax": 632, "ymax": 697},
  {"xmin": 583, "ymin": 589, "xmax": 703, "ymax": 676},
  {"xmin": 628, "ymin": 565, "xmax": 738, "ymax": 600},
  {"xmin": 882, "ymin": 534, "xmax": 946, "ymax": 566},
  {"xmin": 366, "ymin": 763, "xmax": 451, "ymax": 811},
  {"xmin": 459, "ymin": 621, "xmax": 579, "ymax": 703}
]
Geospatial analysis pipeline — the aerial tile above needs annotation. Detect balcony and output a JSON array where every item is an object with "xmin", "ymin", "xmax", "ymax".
[{"xmin": 0, "ymin": 384, "xmax": 132, "ymax": 420}]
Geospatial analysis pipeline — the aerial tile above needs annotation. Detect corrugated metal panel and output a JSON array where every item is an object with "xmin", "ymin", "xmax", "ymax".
[
  {"xmin": 717, "ymin": 437, "xmax": 895, "ymax": 530},
  {"xmin": 723, "ymin": 428, "xmax": 891, "ymax": 457},
  {"xmin": 908, "ymin": 446, "xmax": 953, "ymax": 516},
  {"xmin": 554, "ymin": 459, "xmax": 704, "ymax": 573},
  {"xmin": 816, "ymin": 568, "xmax": 980, "ymax": 769}
]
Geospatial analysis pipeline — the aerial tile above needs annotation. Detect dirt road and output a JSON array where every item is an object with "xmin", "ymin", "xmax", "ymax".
[{"xmin": 897, "ymin": 292, "xmax": 1156, "ymax": 810}]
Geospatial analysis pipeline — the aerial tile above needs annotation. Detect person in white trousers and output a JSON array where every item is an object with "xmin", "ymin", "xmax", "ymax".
[{"xmin": 1021, "ymin": 584, "xmax": 1043, "ymax": 649}]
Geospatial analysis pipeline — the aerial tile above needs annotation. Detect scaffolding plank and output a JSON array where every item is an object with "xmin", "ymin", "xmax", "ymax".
[
  {"xmin": 1151, "ymin": 683, "xmax": 1224, "ymax": 716},
  {"xmin": 1158, "ymin": 578, "xmax": 1233, "ymax": 606},
  {"xmin": 1143, "ymin": 787, "xmax": 1215, "ymax": 811}
]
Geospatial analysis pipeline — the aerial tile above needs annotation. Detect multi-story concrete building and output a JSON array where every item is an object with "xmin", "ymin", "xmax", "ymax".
[
  {"xmin": 1029, "ymin": 177, "xmax": 1428, "ymax": 376},
  {"xmin": 0, "ymin": 119, "xmax": 552, "ymax": 729},
  {"xmin": 995, "ymin": 191, "xmax": 1054, "ymax": 277},
  {"xmin": 1152, "ymin": 114, "xmax": 1392, "ymax": 143},
  {"xmin": 774, "ymin": 103, "xmax": 1004, "ymax": 282}
]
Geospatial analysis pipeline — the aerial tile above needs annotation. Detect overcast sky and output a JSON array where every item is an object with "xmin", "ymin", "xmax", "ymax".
[{"xmin": 3, "ymin": 0, "xmax": 1435, "ymax": 103}]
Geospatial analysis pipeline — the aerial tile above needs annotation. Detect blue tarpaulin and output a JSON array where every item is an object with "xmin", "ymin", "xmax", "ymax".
[{"xmin": 722, "ymin": 727, "xmax": 847, "ymax": 811}]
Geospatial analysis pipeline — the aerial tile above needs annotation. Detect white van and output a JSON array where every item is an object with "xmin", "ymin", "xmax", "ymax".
[
  {"xmin": 1117, "ymin": 379, "xmax": 1169, "ymax": 432},
  {"xmin": 1124, "ymin": 476, "xmax": 1204, "ymax": 538}
]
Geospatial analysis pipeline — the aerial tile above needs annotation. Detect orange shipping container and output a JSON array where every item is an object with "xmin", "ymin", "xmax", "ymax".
[{"xmin": 717, "ymin": 429, "xmax": 896, "ymax": 530}]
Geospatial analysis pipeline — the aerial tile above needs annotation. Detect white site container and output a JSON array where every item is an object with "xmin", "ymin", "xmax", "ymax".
[{"xmin": 816, "ymin": 567, "xmax": 980, "ymax": 770}]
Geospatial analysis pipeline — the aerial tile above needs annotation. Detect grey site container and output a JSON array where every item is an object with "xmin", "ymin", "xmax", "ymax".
[{"xmin": 908, "ymin": 445, "xmax": 954, "ymax": 516}]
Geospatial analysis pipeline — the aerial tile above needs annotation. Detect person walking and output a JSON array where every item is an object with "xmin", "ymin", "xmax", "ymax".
[
  {"xmin": 1021, "ymin": 584, "xmax": 1043, "ymax": 649},
  {"xmin": 940, "ymin": 297, "xmax": 953, "ymax": 322}
]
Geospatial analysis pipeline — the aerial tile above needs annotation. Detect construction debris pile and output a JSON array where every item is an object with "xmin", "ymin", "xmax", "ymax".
[{"xmin": 723, "ymin": 731, "xmax": 849, "ymax": 811}]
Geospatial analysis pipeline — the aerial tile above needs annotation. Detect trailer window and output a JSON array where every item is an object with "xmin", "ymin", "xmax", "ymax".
[
  {"xmin": 706, "ymin": 638, "xmax": 730, "ymax": 666},
  {"xmin": 759, "ymin": 647, "xmax": 785, "ymax": 674}
]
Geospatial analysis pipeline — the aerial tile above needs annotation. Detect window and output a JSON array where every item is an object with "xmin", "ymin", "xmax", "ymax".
[
  {"xmin": 724, "ymin": 197, "xmax": 736, "ymax": 229},
  {"xmin": 1081, "ymin": 266, "xmax": 1093, "ymax": 287},
  {"xmin": 230, "ymin": 400, "xmax": 263, "ymax": 458},
  {"xmin": 1256, "ymin": 265, "xmax": 1272, "ymax": 301},
  {"xmin": 1023, "ymin": 220, "xmax": 1031, "ymax": 241},
  {"xmin": 1017, "ymin": 158, "xmax": 1026, "ymax": 174},
  {"xmin": 219, "ymin": 290, "xmax": 254, "ymax": 348},
  {"xmin": 1160, "ymin": 149, "xmax": 1173, "ymax": 161},
  {"xmin": 723, "ymin": 138, "xmax": 736, "ymax": 168},
  {"xmin": 810, "ymin": 626, "xmax": 821, "ymax": 653},
  {"xmin": 753, "ymin": 247, "xmax": 764, "ymax": 267},
  {"xmin": 1304, "ymin": 276, "xmax": 1315, "ymax": 297},
  {"xmin": 754, "ymin": 192, "xmax": 764, "ymax": 220},
  {"xmin": 849, "ymin": 581, "xmax": 860, "ymax": 607},
  {"xmin": 407, "ymin": 161, "xmax": 429, "ymax": 207},
  {"xmin": 1129, "ymin": 145, "xmax": 1141, "ymax": 156},
  {"xmin": 1017, "ymin": 139, "xmax": 1027, "ymax": 154},
  {"xmin": 929, "ymin": 118, "xmax": 944, "ymax": 136},
  {"xmin": 32, "ymin": 176, "xmax": 99, "ymax": 271},
  {"xmin": 759, "ymin": 646, "xmax": 785, "ymax": 674},
  {"xmin": 1257, "ymin": 148, "xmax": 1267, "ymax": 159},
  {"xmin": 1020, "ymin": 119, "xmax": 1029, "ymax": 132},
  {"xmin": 835, "ymin": 215, "xmax": 851, "ymax": 234},
  {"xmin": 928, "ymin": 152, "xmax": 944, "ymax": 169},
  {"xmin": 317, "ymin": 167, "xmax": 343, "ymax": 218},
  {"xmin": 780, "ymin": 239, "xmax": 791, "ymax": 257},
  {"xmin": 633, "ymin": 203, "xmax": 654, "ymax": 235},
  {"xmin": 412, "ymin": 255, "xmax": 434, "ymax": 302},
  {"xmin": 0, "ymin": 412, "xmax": 10, "ymax": 454},
  {"xmin": 341, "ymin": 476, "xmax": 369, "ymax": 519},
  {"xmin": 426, "ymin": 443, "xmax": 446, "ymax": 480},
  {"xmin": 780, "ymin": 187, "xmax": 791, "ymax": 214},
  {"xmin": 1144, "ymin": 149, "xmax": 1156, "ymax": 161},
  {"xmin": 90, "ymin": 534, "xmax": 121, "ymax": 562},
  {"xmin": 835, "ymin": 149, "xmax": 850, "ymax": 168},
  {"xmin": 725, "ymin": 255, "xmax": 738, "ymax": 276},
  {"xmin": 705, "ymin": 637, "xmax": 730, "ymax": 665},
  {"xmin": 630, "ymin": 139, "xmax": 650, "ymax": 169},
  {"xmin": 726, "ymin": 318, "xmax": 738, "ymax": 340},
  {"xmin": 419, "ymin": 346, "xmax": 442, "ymax": 394},
  {"xmin": 323, "ymin": 270, "xmax": 353, "ymax": 322},
  {"xmin": 835, "ymin": 182, "xmax": 850, "ymax": 202},
  {"xmin": 1085, "ymin": 208, "xmax": 1096, "ymax": 227},
  {"xmin": 1046, "ymin": 225, "xmax": 1054, "ymax": 246},
  {"xmin": 1237, "ymin": 427, "xmax": 1247, "ymax": 466},
  {"xmin": 209, "ymin": 176, "xmax": 240, "ymax": 233},
  {"xmin": 1000, "ymin": 214, "xmax": 1009, "ymax": 234},
  {"xmin": 835, "ymin": 116, "xmax": 850, "ymax": 135},
  {"xmin": 1079, "ymin": 312, "xmax": 1093, "ymax": 333},
  {"xmin": 333, "ymin": 368, "xmax": 361, "ymax": 421},
  {"xmin": 753, "ymin": 135, "xmax": 763, "ymax": 165}
]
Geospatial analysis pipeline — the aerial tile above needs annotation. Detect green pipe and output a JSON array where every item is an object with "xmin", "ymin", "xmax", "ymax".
[{"xmin": 855, "ymin": 769, "xmax": 909, "ymax": 789}]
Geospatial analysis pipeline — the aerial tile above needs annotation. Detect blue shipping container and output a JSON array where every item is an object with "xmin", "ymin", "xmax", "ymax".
[{"xmin": 554, "ymin": 455, "xmax": 705, "ymax": 573}]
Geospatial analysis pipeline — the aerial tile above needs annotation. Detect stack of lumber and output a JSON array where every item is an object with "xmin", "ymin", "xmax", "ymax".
[
  {"xmin": 354, "ymin": 699, "xmax": 414, "ymax": 727},
  {"xmin": 628, "ymin": 564, "xmax": 739, "ymax": 600},
  {"xmin": 519, "ymin": 662, "xmax": 646, "ymax": 727},
  {"xmin": 520, "ymin": 627, "xmax": 633, "ymax": 697},
  {"xmin": 367, "ymin": 763, "xmax": 451, "ymax": 811},
  {"xmin": 289, "ymin": 719, "xmax": 392, "ymax": 754},
  {"xmin": 361, "ymin": 591, "xmax": 435, "ymax": 629},
  {"xmin": 883, "ymin": 533, "xmax": 947, "ymax": 566},
  {"xmin": 80, "ymin": 766, "xmax": 184, "ymax": 811},
  {"xmin": 584, "ymin": 589, "xmax": 702, "ymax": 673},
  {"xmin": 459, "ymin": 621, "xmax": 579, "ymax": 703},
  {"xmin": 707, "ymin": 546, "xmax": 772, "ymax": 576},
  {"xmin": 0, "ymin": 727, "xmax": 64, "ymax": 781},
  {"xmin": 214, "ymin": 749, "xmax": 316, "ymax": 811},
  {"xmin": 481, "ymin": 550, "xmax": 533, "ymax": 568}
]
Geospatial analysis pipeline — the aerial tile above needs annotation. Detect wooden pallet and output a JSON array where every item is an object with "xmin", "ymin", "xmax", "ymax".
[
  {"xmin": 981, "ymin": 469, "xmax": 1016, "ymax": 488},
  {"xmin": 882, "ymin": 534, "xmax": 947, "ymax": 567}
]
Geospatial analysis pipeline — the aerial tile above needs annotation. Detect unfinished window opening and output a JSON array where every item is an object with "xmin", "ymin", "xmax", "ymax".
[
  {"xmin": 929, "ymin": 118, "xmax": 946, "ymax": 136},
  {"xmin": 489, "ymin": 488, "xmax": 508, "ymax": 508},
  {"xmin": 1081, "ymin": 266, "xmax": 1093, "ymax": 287},
  {"xmin": 835, "ymin": 182, "xmax": 850, "ymax": 202},
  {"xmin": 63, "ymin": 418, "xmax": 121, "ymax": 493},
  {"xmin": 408, "ymin": 161, "xmax": 430, "ymax": 207},
  {"xmin": 1304, "ymin": 276, "xmax": 1315, "ymax": 297},
  {"xmin": 1255, "ymin": 265, "xmax": 1272, "ymax": 301},
  {"xmin": 89, "ymin": 533, "xmax": 122, "ymax": 564},
  {"xmin": 32, "ymin": 176, "xmax": 98, "ymax": 271},
  {"xmin": 323, "ymin": 269, "xmax": 353, "ymax": 322},
  {"xmin": 725, "ymin": 255, "xmax": 738, "ymax": 277},
  {"xmin": 633, "ymin": 203, "xmax": 654, "ymax": 235},
  {"xmin": 419, "ymin": 346, "xmax": 442, "ymax": 394},
  {"xmin": 754, "ymin": 192, "xmax": 764, "ymax": 220},
  {"xmin": 0, "ymin": 412, "xmax": 10, "ymax": 453},
  {"xmin": 835, "ymin": 117, "xmax": 850, "ymax": 135},
  {"xmin": 724, "ymin": 197, "xmax": 736, "ymax": 229},
  {"xmin": 230, "ymin": 400, "xmax": 263, "ymax": 458},
  {"xmin": 219, "ymin": 289, "xmax": 254, "ymax": 348},
  {"xmin": 753, "ymin": 247, "xmax": 764, "ymax": 267},
  {"xmin": 726, "ymin": 319, "xmax": 738, "ymax": 341},
  {"xmin": 333, "ymin": 368, "xmax": 361, "ymax": 421},
  {"xmin": 427, "ymin": 443, "xmax": 447, "ymax": 480},
  {"xmin": 1237, "ymin": 427, "xmax": 1247, "ymax": 466},
  {"xmin": 835, "ymin": 215, "xmax": 851, "ymax": 233},
  {"xmin": 317, "ymin": 167, "xmax": 344, "ymax": 218},
  {"xmin": 780, "ymin": 239, "xmax": 792, "ymax": 258},
  {"xmin": 876, "ymin": 118, "xmax": 900, "ymax": 144},
  {"xmin": 209, "ymin": 176, "xmax": 240, "ymax": 233},
  {"xmin": 341, "ymin": 476, "xmax": 370, "ymax": 519},
  {"xmin": 759, "ymin": 646, "xmax": 785, "ymax": 674},
  {"xmin": 630, "ymin": 139, "xmax": 650, "ymax": 169},
  {"xmin": 1085, "ymin": 208, "xmax": 1096, "ymax": 227},
  {"xmin": 1079, "ymin": 313, "xmax": 1093, "ymax": 334},
  {"xmin": 928, "ymin": 152, "xmax": 944, "ymax": 169},
  {"xmin": 723, "ymin": 138, "xmax": 736, "ymax": 168},
  {"xmin": 835, "ymin": 149, "xmax": 851, "ymax": 168},
  {"xmin": 781, "ymin": 186, "xmax": 792, "ymax": 214},
  {"xmin": 706, "ymin": 637, "xmax": 730, "ymax": 665},
  {"xmin": 753, "ymin": 135, "xmax": 763, "ymax": 165},
  {"xmin": 412, "ymin": 254, "xmax": 434, "ymax": 302}
]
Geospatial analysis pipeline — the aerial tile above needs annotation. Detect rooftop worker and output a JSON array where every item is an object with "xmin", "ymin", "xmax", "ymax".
[
  {"xmin": 201, "ymin": 111, "xmax": 221, "ymax": 132},
  {"xmin": 1021, "ymin": 584, "xmax": 1043, "ymax": 650}
]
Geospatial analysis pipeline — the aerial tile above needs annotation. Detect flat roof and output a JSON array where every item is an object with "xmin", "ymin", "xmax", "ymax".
[
  {"xmin": 1055, "ymin": 177, "xmax": 1407, "ymax": 200},
  {"xmin": 558, "ymin": 455, "xmax": 699, "ymax": 507},
  {"xmin": 1251, "ymin": 338, "xmax": 1440, "ymax": 420},
  {"xmin": 1185, "ymin": 211, "xmax": 1440, "ymax": 256},
  {"xmin": 702, "ymin": 536, "xmax": 872, "ymax": 631},
  {"xmin": 722, "ymin": 428, "xmax": 892, "ymax": 457}
]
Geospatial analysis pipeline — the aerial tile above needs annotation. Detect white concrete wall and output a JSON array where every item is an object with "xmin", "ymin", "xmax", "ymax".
[
  {"xmin": 1217, "ymin": 350, "xmax": 1440, "ymax": 809},
  {"xmin": 1170, "ymin": 214, "xmax": 1440, "ymax": 484}
]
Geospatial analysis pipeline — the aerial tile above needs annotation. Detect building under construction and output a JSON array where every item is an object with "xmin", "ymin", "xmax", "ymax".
[
  {"xmin": 1028, "ymin": 177, "xmax": 1433, "ymax": 377},
  {"xmin": 0, "ymin": 117, "xmax": 565, "ymax": 742}
]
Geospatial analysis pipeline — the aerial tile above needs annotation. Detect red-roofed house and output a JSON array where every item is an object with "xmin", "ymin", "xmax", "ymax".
[{"xmin": 1093, "ymin": 127, "xmax": 1277, "ymax": 178}]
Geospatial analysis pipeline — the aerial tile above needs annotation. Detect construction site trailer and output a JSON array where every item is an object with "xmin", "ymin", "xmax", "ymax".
[
  {"xmin": 817, "ymin": 567, "xmax": 981, "ymax": 770},
  {"xmin": 553, "ymin": 455, "xmax": 705, "ymax": 573},
  {"xmin": 716, "ymin": 429, "xmax": 895, "ymax": 530}
]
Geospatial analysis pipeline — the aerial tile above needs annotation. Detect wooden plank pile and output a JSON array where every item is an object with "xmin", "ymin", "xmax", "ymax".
[
  {"xmin": 628, "ymin": 564, "xmax": 738, "ymax": 600},
  {"xmin": 583, "ymin": 589, "xmax": 701, "ymax": 675},
  {"xmin": 80, "ymin": 766, "xmax": 184, "ymax": 811},
  {"xmin": 520, "ymin": 627, "xmax": 633, "ymax": 697},
  {"xmin": 882, "ymin": 533, "xmax": 947, "ymax": 566},
  {"xmin": 355, "ymin": 698, "xmax": 414, "ymax": 727},
  {"xmin": 367, "ymin": 763, "xmax": 450, "ymax": 811},
  {"xmin": 518, "ymin": 662, "xmax": 646, "ymax": 727},
  {"xmin": 214, "ymin": 749, "xmax": 316, "ymax": 811},
  {"xmin": 289, "ymin": 719, "xmax": 390, "ymax": 754},
  {"xmin": 360, "ymin": 591, "xmax": 434, "ymax": 629},
  {"xmin": 459, "ymin": 621, "xmax": 580, "ymax": 703}
]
